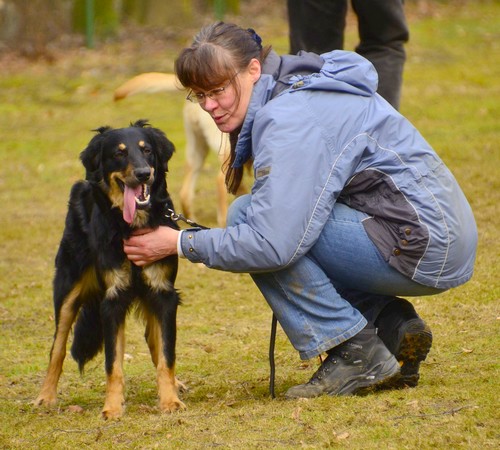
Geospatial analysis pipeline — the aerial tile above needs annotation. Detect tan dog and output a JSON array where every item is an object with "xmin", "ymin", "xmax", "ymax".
[{"xmin": 114, "ymin": 73, "xmax": 231, "ymax": 226}]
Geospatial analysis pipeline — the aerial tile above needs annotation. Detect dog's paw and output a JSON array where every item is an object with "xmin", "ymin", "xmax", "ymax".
[
  {"xmin": 102, "ymin": 394, "xmax": 125, "ymax": 420},
  {"xmin": 33, "ymin": 392, "xmax": 57, "ymax": 407},
  {"xmin": 159, "ymin": 397, "xmax": 186, "ymax": 413},
  {"xmin": 102, "ymin": 405, "xmax": 124, "ymax": 420}
]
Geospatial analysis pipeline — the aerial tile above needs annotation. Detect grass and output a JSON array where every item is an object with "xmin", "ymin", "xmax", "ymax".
[{"xmin": 0, "ymin": 2, "xmax": 499, "ymax": 448}]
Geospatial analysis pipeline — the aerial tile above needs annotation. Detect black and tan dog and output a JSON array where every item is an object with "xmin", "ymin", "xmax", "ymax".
[{"xmin": 34, "ymin": 120, "xmax": 185, "ymax": 419}]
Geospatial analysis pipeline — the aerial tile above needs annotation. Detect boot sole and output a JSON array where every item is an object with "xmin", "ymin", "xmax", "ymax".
[{"xmin": 392, "ymin": 319, "xmax": 433, "ymax": 388}]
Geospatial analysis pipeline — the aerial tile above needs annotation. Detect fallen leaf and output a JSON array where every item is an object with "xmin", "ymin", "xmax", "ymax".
[
  {"xmin": 291, "ymin": 406, "xmax": 302, "ymax": 421},
  {"xmin": 67, "ymin": 405, "xmax": 84, "ymax": 413},
  {"xmin": 336, "ymin": 431, "xmax": 350, "ymax": 440}
]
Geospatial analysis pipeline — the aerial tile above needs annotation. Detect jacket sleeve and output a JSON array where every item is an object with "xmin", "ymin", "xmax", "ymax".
[{"xmin": 180, "ymin": 92, "xmax": 358, "ymax": 272}]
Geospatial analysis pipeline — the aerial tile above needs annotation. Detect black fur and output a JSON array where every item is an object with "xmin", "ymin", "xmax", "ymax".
[{"xmin": 35, "ymin": 120, "xmax": 185, "ymax": 418}]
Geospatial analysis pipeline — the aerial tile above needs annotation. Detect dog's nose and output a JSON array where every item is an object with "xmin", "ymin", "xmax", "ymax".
[{"xmin": 134, "ymin": 167, "xmax": 152, "ymax": 182}]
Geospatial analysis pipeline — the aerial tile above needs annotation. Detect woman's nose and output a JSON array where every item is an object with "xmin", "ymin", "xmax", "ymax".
[{"xmin": 202, "ymin": 96, "xmax": 219, "ymax": 111}]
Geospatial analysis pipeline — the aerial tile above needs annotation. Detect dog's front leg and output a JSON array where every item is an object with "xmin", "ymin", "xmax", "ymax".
[
  {"xmin": 157, "ymin": 358, "xmax": 186, "ymax": 413},
  {"xmin": 100, "ymin": 267, "xmax": 132, "ymax": 419},
  {"xmin": 144, "ymin": 312, "xmax": 186, "ymax": 413},
  {"xmin": 102, "ymin": 322, "xmax": 126, "ymax": 420}
]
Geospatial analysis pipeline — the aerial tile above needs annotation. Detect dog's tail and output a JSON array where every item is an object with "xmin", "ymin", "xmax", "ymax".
[
  {"xmin": 114, "ymin": 73, "xmax": 181, "ymax": 101},
  {"xmin": 71, "ymin": 301, "xmax": 103, "ymax": 372}
]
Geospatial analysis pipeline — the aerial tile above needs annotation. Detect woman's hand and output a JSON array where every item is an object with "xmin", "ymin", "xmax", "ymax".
[{"xmin": 124, "ymin": 226, "xmax": 180, "ymax": 266}]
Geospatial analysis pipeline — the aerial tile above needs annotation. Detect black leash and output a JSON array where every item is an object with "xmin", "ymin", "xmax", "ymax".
[
  {"xmin": 167, "ymin": 207, "xmax": 278, "ymax": 398},
  {"xmin": 166, "ymin": 208, "xmax": 211, "ymax": 230},
  {"xmin": 269, "ymin": 313, "xmax": 278, "ymax": 399}
]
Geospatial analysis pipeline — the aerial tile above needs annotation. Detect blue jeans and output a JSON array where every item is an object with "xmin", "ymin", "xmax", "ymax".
[{"xmin": 227, "ymin": 195, "xmax": 443, "ymax": 360}]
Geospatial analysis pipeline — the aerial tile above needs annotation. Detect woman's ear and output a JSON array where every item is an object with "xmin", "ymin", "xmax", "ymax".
[{"xmin": 248, "ymin": 58, "xmax": 261, "ymax": 83}]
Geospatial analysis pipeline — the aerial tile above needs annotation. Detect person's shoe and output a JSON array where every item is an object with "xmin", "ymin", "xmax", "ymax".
[
  {"xmin": 285, "ymin": 327, "xmax": 400, "ymax": 399},
  {"xmin": 375, "ymin": 299, "xmax": 433, "ymax": 388}
]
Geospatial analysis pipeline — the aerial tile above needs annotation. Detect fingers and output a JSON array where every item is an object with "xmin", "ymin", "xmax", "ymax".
[
  {"xmin": 123, "ymin": 234, "xmax": 149, "ymax": 266},
  {"xmin": 123, "ymin": 226, "xmax": 180, "ymax": 267}
]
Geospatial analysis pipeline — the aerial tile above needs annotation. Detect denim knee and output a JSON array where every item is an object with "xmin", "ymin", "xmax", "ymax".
[{"xmin": 226, "ymin": 194, "xmax": 252, "ymax": 227}]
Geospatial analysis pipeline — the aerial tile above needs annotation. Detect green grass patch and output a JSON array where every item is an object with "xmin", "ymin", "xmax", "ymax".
[{"xmin": 0, "ymin": 2, "xmax": 498, "ymax": 449}]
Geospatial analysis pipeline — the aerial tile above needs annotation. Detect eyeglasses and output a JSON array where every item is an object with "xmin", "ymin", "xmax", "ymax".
[{"xmin": 186, "ymin": 72, "xmax": 240, "ymax": 104}]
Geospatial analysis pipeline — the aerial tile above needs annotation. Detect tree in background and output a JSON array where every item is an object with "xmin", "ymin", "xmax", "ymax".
[
  {"xmin": 0, "ymin": 0, "xmax": 70, "ymax": 59},
  {"xmin": 0, "ymin": 0, "xmax": 242, "ymax": 58}
]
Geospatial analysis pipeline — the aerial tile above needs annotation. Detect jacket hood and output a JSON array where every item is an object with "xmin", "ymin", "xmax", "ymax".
[
  {"xmin": 233, "ymin": 50, "xmax": 378, "ymax": 168},
  {"xmin": 267, "ymin": 49, "xmax": 378, "ymax": 97}
]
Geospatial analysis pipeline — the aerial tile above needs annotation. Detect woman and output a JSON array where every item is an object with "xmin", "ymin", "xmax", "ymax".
[{"xmin": 124, "ymin": 23, "xmax": 477, "ymax": 398}]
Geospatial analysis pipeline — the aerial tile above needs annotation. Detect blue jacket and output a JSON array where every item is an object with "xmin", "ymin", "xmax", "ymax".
[{"xmin": 180, "ymin": 50, "xmax": 477, "ymax": 289}]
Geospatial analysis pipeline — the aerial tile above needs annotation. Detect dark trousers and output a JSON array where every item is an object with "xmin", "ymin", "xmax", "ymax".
[{"xmin": 287, "ymin": 0, "xmax": 409, "ymax": 109}]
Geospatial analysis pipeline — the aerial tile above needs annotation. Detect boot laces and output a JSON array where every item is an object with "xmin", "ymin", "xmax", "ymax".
[{"xmin": 309, "ymin": 350, "xmax": 352, "ymax": 385}]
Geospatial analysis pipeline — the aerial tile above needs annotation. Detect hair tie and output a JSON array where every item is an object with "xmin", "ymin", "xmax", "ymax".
[{"xmin": 247, "ymin": 28, "xmax": 262, "ymax": 50}]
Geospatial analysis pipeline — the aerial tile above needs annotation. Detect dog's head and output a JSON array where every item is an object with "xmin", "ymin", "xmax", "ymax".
[{"xmin": 80, "ymin": 119, "xmax": 175, "ymax": 225}]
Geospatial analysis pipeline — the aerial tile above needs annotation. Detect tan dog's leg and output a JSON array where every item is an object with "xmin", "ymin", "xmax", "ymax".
[
  {"xmin": 180, "ymin": 104, "xmax": 210, "ymax": 221},
  {"xmin": 34, "ymin": 285, "xmax": 81, "ymax": 407},
  {"xmin": 216, "ymin": 165, "xmax": 228, "ymax": 227},
  {"xmin": 204, "ymin": 112, "xmax": 230, "ymax": 227},
  {"xmin": 144, "ymin": 314, "xmax": 185, "ymax": 413},
  {"xmin": 102, "ymin": 324, "xmax": 126, "ymax": 420}
]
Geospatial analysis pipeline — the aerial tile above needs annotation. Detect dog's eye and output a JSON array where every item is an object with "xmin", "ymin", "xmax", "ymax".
[{"xmin": 142, "ymin": 146, "xmax": 152, "ymax": 155}]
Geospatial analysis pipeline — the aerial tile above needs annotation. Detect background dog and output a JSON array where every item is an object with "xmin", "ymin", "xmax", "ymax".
[
  {"xmin": 114, "ymin": 73, "xmax": 231, "ymax": 226},
  {"xmin": 34, "ymin": 120, "xmax": 185, "ymax": 419}
]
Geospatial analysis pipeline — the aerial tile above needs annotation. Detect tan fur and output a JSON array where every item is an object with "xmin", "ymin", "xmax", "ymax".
[
  {"xmin": 113, "ymin": 73, "xmax": 179, "ymax": 100},
  {"xmin": 108, "ymin": 169, "xmax": 153, "ymax": 229},
  {"xmin": 35, "ymin": 263, "xmax": 185, "ymax": 418},
  {"xmin": 108, "ymin": 172, "xmax": 127, "ymax": 210},
  {"xmin": 142, "ymin": 264, "xmax": 175, "ymax": 292},
  {"xmin": 143, "ymin": 312, "xmax": 186, "ymax": 412},
  {"xmin": 102, "ymin": 325, "xmax": 126, "ymax": 419},
  {"xmin": 35, "ymin": 272, "xmax": 92, "ymax": 406},
  {"xmin": 103, "ymin": 264, "xmax": 131, "ymax": 299}
]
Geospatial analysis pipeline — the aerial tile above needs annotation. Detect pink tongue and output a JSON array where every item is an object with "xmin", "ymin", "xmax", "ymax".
[{"xmin": 123, "ymin": 185, "xmax": 141, "ymax": 224}]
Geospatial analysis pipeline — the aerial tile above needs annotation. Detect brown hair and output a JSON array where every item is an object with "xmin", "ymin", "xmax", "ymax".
[{"xmin": 175, "ymin": 22, "xmax": 271, "ymax": 194}]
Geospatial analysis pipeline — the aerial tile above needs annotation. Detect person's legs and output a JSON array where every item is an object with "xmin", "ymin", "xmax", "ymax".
[
  {"xmin": 351, "ymin": 0, "xmax": 409, "ymax": 109},
  {"xmin": 227, "ymin": 197, "xmax": 437, "ymax": 395},
  {"xmin": 228, "ymin": 195, "xmax": 367, "ymax": 360},
  {"xmin": 227, "ymin": 197, "xmax": 398, "ymax": 396},
  {"xmin": 374, "ymin": 298, "xmax": 433, "ymax": 387},
  {"xmin": 251, "ymin": 256, "xmax": 367, "ymax": 359},
  {"xmin": 309, "ymin": 202, "xmax": 439, "ymax": 387},
  {"xmin": 287, "ymin": 0, "xmax": 347, "ymax": 54},
  {"xmin": 334, "ymin": 287, "xmax": 433, "ymax": 387}
]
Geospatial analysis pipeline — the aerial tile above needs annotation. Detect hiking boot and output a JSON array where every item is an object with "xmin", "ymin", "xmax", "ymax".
[
  {"xmin": 285, "ymin": 327, "xmax": 400, "ymax": 399},
  {"xmin": 375, "ymin": 299, "xmax": 433, "ymax": 388}
]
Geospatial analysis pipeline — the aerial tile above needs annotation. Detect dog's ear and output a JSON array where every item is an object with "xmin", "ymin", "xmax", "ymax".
[
  {"xmin": 146, "ymin": 126, "xmax": 175, "ymax": 172},
  {"xmin": 131, "ymin": 119, "xmax": 150, "ymax": 129},
  {"xmin": 80, "ymin": 126, "xmax": 111, "ymax": 181}
]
